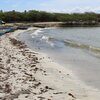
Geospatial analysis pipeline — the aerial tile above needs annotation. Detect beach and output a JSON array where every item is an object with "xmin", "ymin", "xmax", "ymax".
[{"xmin": 0, "ymin": 27, "xmax": 100, "ymax": 100}]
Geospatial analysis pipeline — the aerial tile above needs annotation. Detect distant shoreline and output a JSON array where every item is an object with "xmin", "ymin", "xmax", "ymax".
[{"xmin": 1, "ymin": 22, "xmax": 100, "ymax": 29}]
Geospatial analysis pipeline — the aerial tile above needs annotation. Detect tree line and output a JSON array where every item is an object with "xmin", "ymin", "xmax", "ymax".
[{"xmin": 0, "ymin": 10, "xmax": 100, "ymax": 23}]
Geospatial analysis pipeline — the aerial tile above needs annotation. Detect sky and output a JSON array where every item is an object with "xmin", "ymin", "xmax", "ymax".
[{"xmin": 0, "ymin": 0, "xmax": 100, "ymax": 13}]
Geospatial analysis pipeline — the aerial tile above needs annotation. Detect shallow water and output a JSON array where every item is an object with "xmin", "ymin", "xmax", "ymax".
[{"xmin": 18, "ymin": 27, "xmax": 100, "ymax": 90}]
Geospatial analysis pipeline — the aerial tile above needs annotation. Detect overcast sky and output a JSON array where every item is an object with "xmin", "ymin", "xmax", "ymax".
[{"xmin": 0, "ymin": 0, "xmax": 100, "ymax": 13}]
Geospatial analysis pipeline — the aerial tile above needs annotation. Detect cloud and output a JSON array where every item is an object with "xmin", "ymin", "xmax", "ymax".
[{"xmin": 0, "ymin": 0, "xmax": 100, "ymax": 13}]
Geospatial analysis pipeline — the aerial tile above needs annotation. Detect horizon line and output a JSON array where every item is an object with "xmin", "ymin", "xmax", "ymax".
[{"xmin": 0, "ymin": 9, "xmax": 100, "ymax": 14}]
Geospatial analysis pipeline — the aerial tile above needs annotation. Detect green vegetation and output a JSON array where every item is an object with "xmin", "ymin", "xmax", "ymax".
[{"xmin": 0, "ymin": 10, "xmax": 100, "ymax": 23}]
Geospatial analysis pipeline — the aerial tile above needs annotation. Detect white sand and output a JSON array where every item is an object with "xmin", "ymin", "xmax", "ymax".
[{"xmin": 0, "ymin": 28, "xmax": 100, "ymax": 100}]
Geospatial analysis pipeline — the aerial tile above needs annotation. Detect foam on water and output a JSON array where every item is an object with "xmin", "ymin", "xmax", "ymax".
[
  {"xmin": 41, "ymin": 35, "xmax": 49, "ymax": 41},
  {"xmin": 31, "ymin": 28, "xmax": 43, "ymax": 36}
]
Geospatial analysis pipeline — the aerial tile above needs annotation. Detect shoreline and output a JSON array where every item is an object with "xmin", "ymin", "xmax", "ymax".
[
  {"xmin": 22, "ymin": 27, "xmax": 100, "ymax": 90},
  {"xmin": 0, "ymin": 28, "xmax": 100, "ymax": 100},
  {"xmin": 1, "ymin": 22, "xmax": 100, "ymax": 30}
]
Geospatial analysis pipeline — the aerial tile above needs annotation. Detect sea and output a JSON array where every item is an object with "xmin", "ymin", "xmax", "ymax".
[{"xmin": 18, "ymin": 27, "xmax": 100, "ymax": 90}]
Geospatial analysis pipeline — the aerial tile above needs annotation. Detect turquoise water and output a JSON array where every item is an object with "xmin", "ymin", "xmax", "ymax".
[
  {"xmin": 0, "ymin": 28, "xmax": 14, "ymax": 36},
  {"xmin": 18, "ymin": 27, "xmax": 100, "ymax": 90}
]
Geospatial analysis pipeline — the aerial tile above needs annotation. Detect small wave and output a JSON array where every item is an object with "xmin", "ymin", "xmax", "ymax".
[
  {"xmin": 89, "ymin": 46, "xmax": 100, "ymax": 53},
  {"xmin": 41, "ymin": 36, "xmax": 49, "ymax": 41},
  {"xmin": 41, "ymin": 36, "xmax": 54, "ymax": 47},
  {"xmin": 64, "ymin": 39, "xmax": 100, "ymax": 54},
  {"xmin": 41, "ymin": 35, "xmax": 56, "ymax": 41},
  {"xmin": 31, "ymin": 28, "xmax": 43, "ymax": 36}
]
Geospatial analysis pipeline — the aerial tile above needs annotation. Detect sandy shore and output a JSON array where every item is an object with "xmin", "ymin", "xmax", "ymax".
[{"xmin": 0, "ymin": 28, "xmax": 100, "ymax": 100}]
